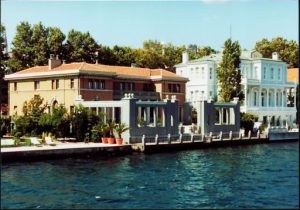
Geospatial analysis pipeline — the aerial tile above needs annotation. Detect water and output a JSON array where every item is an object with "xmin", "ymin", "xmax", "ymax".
[{"xmin": 1, "ymin": 142, "xmax": 299, "ymax": 209}]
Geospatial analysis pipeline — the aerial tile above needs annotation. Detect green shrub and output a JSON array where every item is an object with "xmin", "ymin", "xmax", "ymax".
[{"xmin": 240, "ymin": 112, "xmax": 258, "ymax": 135}]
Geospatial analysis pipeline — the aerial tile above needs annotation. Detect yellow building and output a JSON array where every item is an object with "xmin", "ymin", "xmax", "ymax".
[{"xmin": 5, "ymin": 56, "xmax": 188, "ymax": 118}]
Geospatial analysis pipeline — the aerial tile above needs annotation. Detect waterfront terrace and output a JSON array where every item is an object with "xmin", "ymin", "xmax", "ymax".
[{"xmin": 5, "ymin": 55, "xmax": 188, "ymax": 121}]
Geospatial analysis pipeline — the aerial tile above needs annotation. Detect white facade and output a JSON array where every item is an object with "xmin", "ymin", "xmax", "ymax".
[{"xmin": 175, "ymin": 50, "xmax": 297, "ymax": 127}]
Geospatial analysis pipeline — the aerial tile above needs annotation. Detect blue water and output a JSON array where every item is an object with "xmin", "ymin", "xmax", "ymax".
[{"xmin": 1, "ymin": 142, "xmax": 299, "ymax": 209}]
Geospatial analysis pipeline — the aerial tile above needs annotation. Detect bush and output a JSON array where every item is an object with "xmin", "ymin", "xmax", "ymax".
[{"xmin": 240, "ymin": 112, "xmax": 258, "ymax": 135}]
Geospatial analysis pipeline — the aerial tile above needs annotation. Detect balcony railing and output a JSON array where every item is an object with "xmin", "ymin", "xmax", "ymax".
[
  {"xmin": 113, "ymin": 90, "xmax": 160, "ymax": 100},
  {"xmin": 240, "ymin": 105, "xmax": 296, "ymax": 112}
]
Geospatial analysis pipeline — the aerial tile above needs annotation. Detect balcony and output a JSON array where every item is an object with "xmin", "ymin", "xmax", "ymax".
[
  {"xmin": 241, "ymin": 77, "xmax": 260, "ymax": 85},
  {"xmin": 113, "ymin": 90, "xmax": 160, "ymax": 100},
  {"xmin": 240, "ymin": 105, "xmax": 296, "ymax": 113}
]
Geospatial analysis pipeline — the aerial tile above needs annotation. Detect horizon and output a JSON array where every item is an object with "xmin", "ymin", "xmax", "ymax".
[{"xmin": 1, "ymin": 0, "xmax": 299, "ymax": 51}]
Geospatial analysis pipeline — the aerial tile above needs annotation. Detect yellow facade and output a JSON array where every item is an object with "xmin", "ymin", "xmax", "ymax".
[{"xmin": 9, "ymin": 77, "xmax": 79, "ymax": 116}]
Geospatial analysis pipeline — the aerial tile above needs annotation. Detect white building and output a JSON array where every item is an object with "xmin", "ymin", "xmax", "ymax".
[{"xmin": 175, "ymin": 50, "xmax": 297, "ymax": 127}]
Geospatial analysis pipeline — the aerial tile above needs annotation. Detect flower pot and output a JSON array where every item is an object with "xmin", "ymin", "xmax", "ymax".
[
  {"xmin": 108, "ymin": 137, "xmax": 115, "ymax": 144},
  {"xmin": 101, "ymin": 137, "xmax": 108, "ymax": 144},
  {"xmin": 116, "ymin": 138, "xmax": 123, "ymax": 145}
]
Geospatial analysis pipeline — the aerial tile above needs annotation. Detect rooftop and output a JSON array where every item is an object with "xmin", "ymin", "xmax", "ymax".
[{"xmin": 6, "ymin": 62, "xmax": 189, "ymax": 82}]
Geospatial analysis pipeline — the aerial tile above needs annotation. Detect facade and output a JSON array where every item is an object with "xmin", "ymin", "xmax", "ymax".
[
  {"xmin": 175, "ymin": 50, "xmax": 297, "ymax": 127},
  {"xmin": 5, "ymin": 56, "xmax": 188, "ymax": 121}
]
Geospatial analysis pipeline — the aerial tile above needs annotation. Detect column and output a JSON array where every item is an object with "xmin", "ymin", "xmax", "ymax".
[
  {"xmin": 266, "ymin": 88, "xmax": 269, "ymax": 107},
  {"xmin": 112, "ymin": 107, "xmax": 115, "ymax": 121},
  {"xmin": 259, "ymin": 87, "xmax": 262, "ymax": 107},
  {"xmin": 104, "ymin": 107, "xmax": 107, "ymax": 123},
  {"xmin": 244, "ymin": 84, "xmax": 248, "ymax": 107},
  {"xmin": 146, "ymin": 107, "xmax": 150, "ymax": 125},
  {"xmin": 153, "ymin": 107, "xmax": 157, "ymax": 127},
  {"xmin": 282, "ymin": 90, "xmax": 284, "ymax": 107},
  {"xmin": 274, "ymin": 90, "xmax": 277, "ymax": 108}
]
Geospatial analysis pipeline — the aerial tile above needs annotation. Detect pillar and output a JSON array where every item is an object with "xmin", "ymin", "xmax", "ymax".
[
  {"xmin": 259, "ymin": 87, "xmax": 261, "ymax": 107},
  {"xmin": 267, "ymin": 88, "xmax": 269, "ymax": 107},
  {"xmin": 274, "ymin": 90, "xmax": 277, "ymax": 107}
]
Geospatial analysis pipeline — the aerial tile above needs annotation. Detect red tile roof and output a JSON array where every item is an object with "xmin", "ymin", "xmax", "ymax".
[{"xmin": 11, "ymin": 62, "xmax": 187, "ymax": 81}]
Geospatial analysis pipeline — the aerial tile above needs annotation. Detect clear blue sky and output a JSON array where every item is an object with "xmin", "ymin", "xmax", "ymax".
[{"xmin": 1, "ymin": 0, "xmax": 299, "ymax": 51}]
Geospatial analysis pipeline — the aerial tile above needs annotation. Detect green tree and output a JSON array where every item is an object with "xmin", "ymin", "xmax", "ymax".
[
  {"xmin": 240, "ymin": 112, "xmax": 258, "ymax": 136},
  {"xmin": 8, "ymin": 21, "xmax": 33, "ymax": 72},
  {"xmin": 65, "ymin": 29, "xmax": 98, "ymax": 63},
  {"xmin": 96, "ymin": 45, "xmax": 117, "ymax": 65},
  {"xmin": 48, "ymin": 27, "xmax": 66, "ymax": 58},
  {"xmin": 163, "ymin": 44, "xmax": 185, "ymax": 72},
  {"xmin": 0, "ymin": 24, "xmax": 9, "ymax": 109},
  {"xmin": 31, "ymin": 22, "xmax": 49, "ymax": 66},
  {"xmin": 112, "ymin": 45, "xmax": 135, "ymax": 66},
  {"xmin": 134, "ymin": 40, "xmax": 164, "ymax": 69},
  {"xmin": 39, "ymin": 105, "xmax": 70, "ymax": 137},
  {"xmin": 217, "ymin": 38, "xmax": 243, "ymax": 102},
  {"xmin": 255, "ymin": 37, "xmax": 299, "ymax": 68}
]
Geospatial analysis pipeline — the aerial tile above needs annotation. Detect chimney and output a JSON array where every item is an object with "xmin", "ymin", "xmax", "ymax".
[
  {"xmin": 272, "ymin": 52, "xmax": 279, "ymax": 60},
  {"xmin": 49, "ymin": 54, "xmax": 62, "ymax": 70},
  {"xmin": 182, "ymin": 51, "xmax": 189, "ymax": 64}
]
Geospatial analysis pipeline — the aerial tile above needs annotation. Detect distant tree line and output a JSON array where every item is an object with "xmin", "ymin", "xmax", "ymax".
[{"xmin": 0, "ymin": 21, "xmax": 299, "ymax": 107}]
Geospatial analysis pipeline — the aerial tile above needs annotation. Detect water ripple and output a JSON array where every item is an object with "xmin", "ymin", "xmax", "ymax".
[{"xmin": 1, "ymin": 142, "xmax": 299, "ymax": 209}]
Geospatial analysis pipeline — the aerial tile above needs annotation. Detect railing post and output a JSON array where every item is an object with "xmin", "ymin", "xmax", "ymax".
[
  {"xmin": 219, "ymin": 131, "xmax": 223, "ymax": 141},
  {"xmin": 257, "ymin": 130, "xmax": 260, "ymax": 139},
  {"xmin": 209, "ymin": 132, "xmax": 212, "ymax": 142},
  {"xmin": 191, "ymin": 133, "xmax": 194, "ymax": 143},
  {"xmin": 248, "ymin": 130, "xmax": 251, "ymax": 139},
  {"xmin": 179, "ymin": 134, "xmax": 183, "ymax": 144},
  {"xmin": 155, "ymin": 134, "xmax": 159, "ymax": 145},
  {"xmin": 167, "ymin": 134, "xmax": 171, "ymax": 144},
  {"xmin": 229, "ymin": 131, "xmax": 233, "ymax": 140},
  {"xmin": 201, "ymin": 134, "xmax": 205, "ymax": 142},
  {"xmin": 142, "ymin": 135, "xmax": 145, "ymax": 146},
  {"xmin": 239, "ymin": 131, "xmax": 242, "ymax": 140}
]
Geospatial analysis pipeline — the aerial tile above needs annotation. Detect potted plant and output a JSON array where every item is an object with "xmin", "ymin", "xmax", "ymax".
[
  {"xmin": 114, "ymin": 123, "xmax": 129, "ymax": 145},
  {"xmin": 107, "ymin": 120, "xmax": 116, "ymax": 144},
  {"xmin": 101, "ymin": 123, "xmax": 109, "ymax": 144}
]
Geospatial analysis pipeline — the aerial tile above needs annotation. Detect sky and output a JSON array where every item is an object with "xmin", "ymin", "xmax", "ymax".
[{"xmin": 1, "ymin": 0, "xmax": 299, "ymax": 51}]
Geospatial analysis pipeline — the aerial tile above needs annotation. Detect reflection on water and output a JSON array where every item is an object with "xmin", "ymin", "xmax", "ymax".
[{"xmin": 1, "ymin": 142, "xmax": 299, "ymax": 209}]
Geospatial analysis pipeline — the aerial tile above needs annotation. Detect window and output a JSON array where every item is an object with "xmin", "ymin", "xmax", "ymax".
[
  {"xmin": 94, "ymin": 80, "xmax": 100, "ymax": 89},
  {"xmin": 254, "ymin": 92, "xmax": 257, "ymax": 106},
  {"xmin": 88, "ymin": 79, "xmax": 93, "ymax": 89},
  {"xmin": 14, "ymin": 106, "xmax": 17, "ymax": 114},
  {"xmin": 70, "ymin": 79, "xmax": 74, "ymax": 89},
  {"xmin": 52, "ymin": 80, "xmax": 55, "ymax": 89},
  {"xmin": 263, "ymin": 67, "xmax": 266, "ymax": 79},
  {"xmin": 34, "ymin": 81, "xmax": 40, "ymax": 90},
  {"xmin": 210, "ymin": 91, "xmax": 212, "ymax": 96},
  {"xmin": 14, "ymin": 82, "xmax": 17, "ymax": 91},
  {"xmin": 201, "ymin": 67, "xmax": 205, "ymax": 79},
  {"xmin": 56, "ymin": 80, "xmax": 59, "ymax": 89},
  {"xmin": 254, "ymin": 67, "xmax": 258, "ymax": 79},
  {"xmin": 209, "ymin": 68, "xmax": 212, "ymax": 79},
  {"xmin": 168, "ymin": 84, "xmax": 172, "ymax": 92},
  {"xmin": 100, "ymin": 80, "xmax": 105, "ymax": 89},
  {"xmin": 278, "ymin": 68, "xmax": 281, "ymax": 80},
  {"xmin": 270, "ymin": 68, "xmax": 274, "ymax": 79}
]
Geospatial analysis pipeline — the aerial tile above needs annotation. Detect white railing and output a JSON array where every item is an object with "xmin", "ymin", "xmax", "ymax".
[{"xmin": 241, "ymin": 106, "xmax": 296, "ymax": 112}]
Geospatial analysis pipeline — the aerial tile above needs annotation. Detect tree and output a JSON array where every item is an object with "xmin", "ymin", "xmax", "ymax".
[
  {"xmin": 134, "ymin": 40, "xmax": 165, "ymax": 69},
  {"xmin": 255, "ymin": 37, "xmax": 299, "ymax": 68},
  {"xmin": 39, "ymin": 105, "xmax": 70, "ymax": 137},
  {"xmin": 31, "ymin": 22, "xmax": 49, "ymax": 66},
  {"xmin": 112, "ymin": 45, "xmax": 135, "ymax": 66},
  {"xmin": 8, "ymin": 21, "xmax": 34, "ymax": 72},
  {"xmin": 163, "ymin": 44, "xmax": 185, "ymax": 72},
  {"xmin": 217, "ymin": 38, "xmax": 243, "ymax": 102},
  {"xmin": 65, "ymin": 29, "xmax": 98, "ymax": 63},
  {"xmin": 240, "ymin": 112, "xmax": 258, "ymax": 135},
  {"xmin": 0, "ymin": 24, "xmax": 9, "ymax": 110},
  {"xmin": 48, "ymin": 27, "xmax": 66, "ymax": 58}
]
